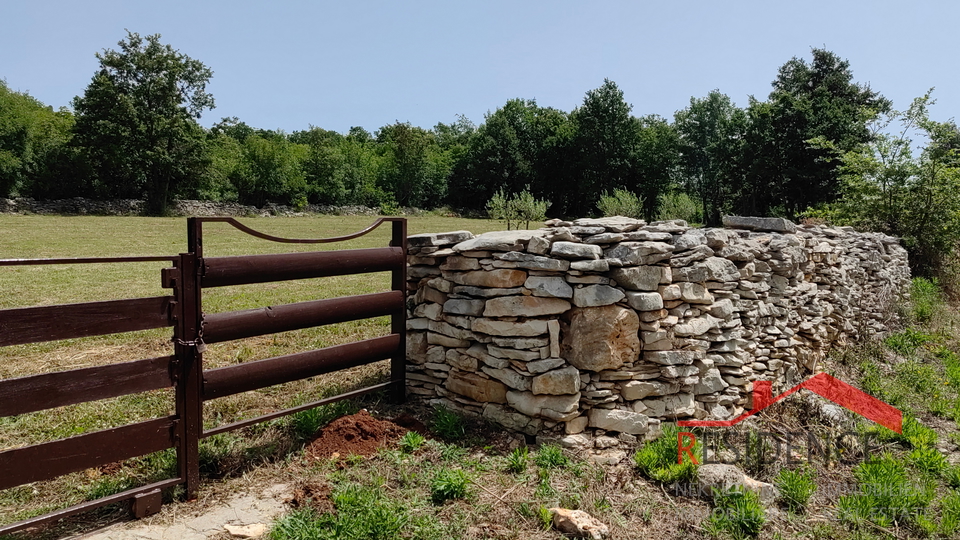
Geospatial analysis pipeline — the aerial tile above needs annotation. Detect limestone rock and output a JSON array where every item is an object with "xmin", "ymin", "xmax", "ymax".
[
  {"xmin": 482, "ymin": 404, "xmax": 542, "ymax": 435},
  {"xmin": 550, "ymin": 508, "xmax": 610, "ymax": 540},
  {"xmin": 483, "ymin": 296, "xmax": 571, "ymax": 317},
  {"xmin": 609, "ymin": 266, "xmax": 668, "ymax": 291},
  {"xmin": 449, "ymin": 269, "xmax": 527, "ymax": 288},
  {"xmin": 587, "ymin": 408, "xmax": 649, "ymax": 435},
  {"xmin": 697, "ymin": 464, "xmax": 780, "ymax": 504},
  {"xmin": 604, "ymin": 242, "xmax": 674, "ymax": 265},
  {"xmin": 445, "ymin": 371, "xmax": 507, "ymax": 403},
  {"xmin": 572, "ymin": 216, "xmax": 644, "ymax": 232},
  {"xmin": 621, "ymin": 380, "xmax": 679, "ymax": 400},
  {"xmin": 481, "ymin": 366, "xmax": 532, "ymax": 391},
  {"xmin": 408, "ymin": 230, "xmax": 473, "ymax": 247},
  {"xmin": 506, "ymin": 390, "xmax": 581, "ymax": 421},
  {"xmin": 473, "ymin": 318, "xmax": 548, "ymax": 337},
  {"xmin": 525, "ymin": 275, "xmax": 574, "ymax": 298},
  {"xmin": 722, "ymin": 215, "xmax": 797, "ymax": 234},
  {"xmin": 532, "ymin": 366, "xmax": 581, "ymax": 395},
  {"xmin": 551, "ymin": 241, "xmax": 602, "ymax": 260},
  {"xmin": 453, "ymin": 230, "xmax": 547, "ymax": 252},
  {"xmin": 626, "ymin": 291, "xmax": 664, "ymax": 311},
  {"xmin": 572, "ymin": 285, "xmax": 625, "ymax": 307},
  {"xmin": 496, "ymin": 251, "xmax": 570, "ymax": 271},
  {"xmin": 563, "ymin": 305, "xmax": 640, "ymax": 371},
  {"xmin": 443, "ymin": 298, "xmax": 485, "ymax": 316}
]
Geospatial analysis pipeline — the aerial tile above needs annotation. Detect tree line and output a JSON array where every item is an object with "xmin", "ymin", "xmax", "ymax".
[{"xmin": 3, "ymin": 32, "xmax": 960, "ymax": 276}]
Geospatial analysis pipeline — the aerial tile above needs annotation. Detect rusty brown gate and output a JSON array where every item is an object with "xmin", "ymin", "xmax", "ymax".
[{"xmin": 0, "ymin": 217, "xmax": 407, "ymax": 535}]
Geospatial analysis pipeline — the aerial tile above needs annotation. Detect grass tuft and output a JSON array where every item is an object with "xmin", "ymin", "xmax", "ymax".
[
  {"xmin": 774, "ymin": 467, "xmax": 816, "ymax": 513},
  {"xmin": 634, "ymin": 424, "xmax": 700, "ymax": 484}
]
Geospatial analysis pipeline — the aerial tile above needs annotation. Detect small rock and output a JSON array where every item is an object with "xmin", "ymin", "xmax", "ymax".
[
  {"xmin": 550, "ymin": 508, "xmax": 610, "ymax": 539},
  {"xmin": 224, "ymin": 523, "xmax": 268, "ymax": 538}
]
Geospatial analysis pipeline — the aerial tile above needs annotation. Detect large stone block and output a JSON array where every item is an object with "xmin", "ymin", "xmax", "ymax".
[
  {"xmin": 453, "ymin": 230, "xmax": 547, "ymax": 252},
  {"xmin": 443, "ymin": 298, "xmax": 485, "ymax": 316},
  {"xmin": 532, "ymin": 366, "xmax": 581, "ymax": 395},
  {"xmin": 506, "ymin": 390, "xmax": 581, "ymax": 421},
  {"xmin": 408, "ymin": 230, "xmax": 473, "ymax": 247},
  {"xmin": 604, "ymin": 242, "xmax": 674, "ymax": 265},
  {"xmin": 473, "ymin": 318, "xmax": 549, "ymax": 337},
  {"xmin": 587, "ymin": 408, "xmax": 649, "ymax": 434},
  {"xmin": 722, "ymin": 215, "xmax": 797, "ymax": 234},
  {"xmin": 626, "ymin": 291, "xmax": 663, "ymax": 311},
  {"xmin": 445, "ymin": 371, "xmax": 507, "ymax": 403},
  {"xmin": 550, "ymin": 241, "xmax": 602, "ymax": 260},
  {"xmin": 609, "ymin": 266, "xmax": 667, "ymax": 291},
  {"xmin": 562, "ymin": 305, "xmax": 640, "ymax": 371}
]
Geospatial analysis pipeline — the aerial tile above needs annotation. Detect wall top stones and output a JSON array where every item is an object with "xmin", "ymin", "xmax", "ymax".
[{"xmin": 404, "ymin": 216, "xmax": 909, "ymax": 449}]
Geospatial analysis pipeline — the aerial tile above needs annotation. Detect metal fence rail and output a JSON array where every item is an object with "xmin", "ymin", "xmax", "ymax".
[{"xmin": 0, "ymin": 217, "xmax": 406, "ymax": 536}]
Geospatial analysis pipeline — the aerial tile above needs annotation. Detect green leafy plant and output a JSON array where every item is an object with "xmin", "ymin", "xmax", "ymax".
[
  {"xmin": 597, "ymin": 188, "xmax": 644, "ymax": 219},
  {"xmin": 534, "ymin": 444, "xmax": 569, "ymax": 470},
  {"xmin": 506, "ymin": 446, "xmax": 529, "ymax": 474},
  {"xmin": 430, "ymin": 404, "xmax": 466, "ymax": 440},
  {"xmin": 941, "ymin": 491, "xmax": 960, "ymax": 536},
  {"xmin": 430, "ymin": 468, "xmax": 469, "ymax": 505},
  {"xmin": 536, "ymin": 505, "xmax": 553, "ymax": 531},
  {"xmin": 269, "ymin": 483, "xmax": 407, "ymax": 540},
  {"xmin": 486, "ymin": 187, "xmax": 550, "ymax": 230},
  {"xmin": 398, "ymin": 431, "xmax": 425, "ymax": 454},
  {"xmin": 838, "ymin": 453, "xmax": 935, "ymax": 529},
  {"xmin": 910, "ymin": 277, "xmax": 941, "ymax": 324},
  {"xmin": 909, "ymin": 446, "xmax": 948, "ymax": 476},
  {"xmin": 634, "ymin": 424, "xmax": 700, "ymax": 484},
  {"xmin": 774, "ymin": 467, "xmax": 816, "ymax": 513},
  {"xmin": 884, "ymin": 327, "xmax": 934, "ymax": 355},
  {"xmin": 704, "ymin": 487, "xmax": 766, "ymax": 538}
]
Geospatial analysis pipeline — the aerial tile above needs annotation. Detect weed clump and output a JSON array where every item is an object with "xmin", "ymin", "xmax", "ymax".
[
  {"xmin": 430, "ymin": 468, "xmax": 469, "ymax": 505},
  {"xmin": 634, "ymin": 425, "xmax": 700, "ymax": 483},
  {"xmin": 774, "ymin": 467, "xmax": 816, "ymax": 513},
  {"xmin": 704, "ymin": 487, "xmax": 766, "ymax": 538},
  {"xmin": 430, "ymin": 404, "xmax": 466, "ymax": 440}
]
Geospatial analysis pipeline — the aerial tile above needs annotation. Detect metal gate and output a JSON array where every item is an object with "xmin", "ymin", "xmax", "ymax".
[{"xmin": 0, "ymin": 217, "xmax": 407, "ymax": 535}]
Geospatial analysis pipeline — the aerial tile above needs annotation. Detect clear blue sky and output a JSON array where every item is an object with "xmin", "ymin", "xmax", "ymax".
[{"xmin": 3, "ymin": 0, "xmax": 957, "ymax": 134}]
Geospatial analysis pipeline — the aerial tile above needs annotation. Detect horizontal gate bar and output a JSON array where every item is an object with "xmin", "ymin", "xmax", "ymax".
[
  {"xmin": 200, "ymin": 246, "xmax": 404, "ymax": 288},
  {"xmin": 0, "ymin": 416, "xmax": 178, "ymax": 491},
  {"xmin": 202, "ymin": 291, "xmax": 403, "ymax": 344},
  {"xmin": 202, "ymin": 380, "xmax": 395, "ymax": 438},
  {"xmin": 203, "ymin": 334, "xmax": 400, "ymax": 400},
  {"xmin": 0, "ymin": 296, "xmax": 175, "ymax": 346},
  {"xmin": 0, "ymin": 477, "xmax": 183, "ymax": 536},
  {"xmin": 0, "ymin": 255, "xmax": 177, "ymax": 266},
  {"xmin": 0, "ymin": 356, "xmax": 175, "ymax": 417}
]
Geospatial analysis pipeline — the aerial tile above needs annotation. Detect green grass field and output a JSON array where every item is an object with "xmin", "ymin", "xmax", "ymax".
[{"xmin": 0, "ymin": 214, "xmax": 502, "ymax": 530}]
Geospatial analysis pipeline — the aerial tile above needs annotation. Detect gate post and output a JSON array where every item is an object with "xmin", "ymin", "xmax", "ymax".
[
  {"xmin": 390, "ymin": 219, "xmax": 407, "ymax": 404},
  {"xmin": 174, "ymin": 218, "xmax": 203, "ymax": 498}
]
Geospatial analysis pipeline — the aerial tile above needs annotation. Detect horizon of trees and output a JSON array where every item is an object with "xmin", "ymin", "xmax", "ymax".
[{"xmin": 1, "ymin": 33, "xmax": 954, "ymax": 233}]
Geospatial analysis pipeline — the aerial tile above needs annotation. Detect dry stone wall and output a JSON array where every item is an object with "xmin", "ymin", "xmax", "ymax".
[{"xmin": 405, "ymin": 216, "xmax": 910, "ymax": 445}]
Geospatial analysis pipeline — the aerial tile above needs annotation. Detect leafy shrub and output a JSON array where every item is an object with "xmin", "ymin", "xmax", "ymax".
[
  {"xmin": 536, "ymin": 506, "xmax": 553, "ymax": 530},
  {"xmin": 534, "ymin": 444, "xmax": 569, "ymax": 470},
  {"xmin": 398, "ymin": 431, "xmax": 425, "ymax": 454},
  {"xmin": 430, "ymin": 468, "xmax": 469, "ymax": 505},
  {"xmin": 704, "ymin": 487, "xmax": 766, "ymax": 538},
  {"xmin": 506, "ymin": 446, "xmax": 528, "ymax": 474},
  {"xmin": 430, "ymin": 404, "xmax": 466, "ymax": 440},
  {"xmin": 909, "ymin": 446, "xmax": 948, "ymax": 476},
  {"xmin": 596, "ymin": 188, "xmax": 643, "ymax": 219},
  {"xmin": 657, "ymin": 191, "xmax": 702, "ymax": 224},
  {"xmin": 774, "ymin": 467, "xmax": 816, "ymax": 513},
  {"xmin": 486, "ymin": 187, "xmax": 550, "ymax": 230},
  {"xmin": 634, "ymin": 424, "xmax": 700, "ymax": 483},
  {"xmin": 838, "ymin": 453, "xmax": 935, "ymax": 529}
]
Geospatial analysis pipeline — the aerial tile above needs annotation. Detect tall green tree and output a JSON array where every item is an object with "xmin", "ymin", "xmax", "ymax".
[
  {"xmin": 72, "ymin": 31, "xmax": 215, "ymax": 215},
  {"xmin": 742, "ymin": 48, "xmax": 890, "ymax": 217},
  {"xmin": 567, "ymin": 79, "xmax": 636, "ymax": 217},
  {"xmin": 376, "ymin": 122, "xmax": 444, "ymax": 208},
  {"xmin": 674, "ymin": 91, "xmax": 746, "ymax": 225},
  {"xmin": 631, "ymin": 114, "xmax": 681, "ymax": 220}
]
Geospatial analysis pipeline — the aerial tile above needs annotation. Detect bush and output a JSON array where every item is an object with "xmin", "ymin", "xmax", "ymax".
[
  {"xmin": 704, "ymin": 487, "xmax": 766, "ymax": 538},
  {"xmin": 634, "ymin": 424, "xmax": 700, "ymax": 483},
  {"xmin": 430, "ymin": 468, "xmax": 469, "ymax": 504},
  {"xmin": 596, "ymin": 188, "xmax": 644, "ymax": 219},
  {"xmin": 657, "ymin": 191, "xmax": 702, "ymax": 224},
  {"xmin": 486, "ymin": 187, "xmax": 550, "ymax": 230},
  {"xmin": 398, "ymin": 431, "xmax": 425, "ymax": 454},
  {"xmin": 774, "ymin": 467, "xmax": 816, "ymax": 513}
]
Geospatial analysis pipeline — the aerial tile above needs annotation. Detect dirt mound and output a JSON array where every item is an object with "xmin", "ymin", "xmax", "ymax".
[{"xmin": 303, "ymin": 410, "xmax": 410, "ymax": 460}]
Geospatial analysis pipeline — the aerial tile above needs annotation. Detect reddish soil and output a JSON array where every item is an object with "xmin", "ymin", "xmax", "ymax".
[{"xmin": 303, "ymin": 410, "xmax": 411, "ymax": 460}]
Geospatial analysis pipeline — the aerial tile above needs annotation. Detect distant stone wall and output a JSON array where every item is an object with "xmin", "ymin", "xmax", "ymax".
[
  {"xmin": 404, "ymin": 216, "xmax": 910, "ymax": 446},
  {"xmin": 0, "ymin": 197, "xmax": 384, "ymax": 217}
]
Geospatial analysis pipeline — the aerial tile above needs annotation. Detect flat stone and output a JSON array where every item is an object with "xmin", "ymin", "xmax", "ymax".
[
  {"xmin": 609, "ymin": 266, "xmax": 667, "ymax": 291},
  {"xmin": 706, "ymin": 299, "xmax": 735, "ymax": 319},
  {"xmin": 584, "ymin": 232, "xmax": 625, "ymax": 244},
  {"xmin": 452, "ymin": 285, "xmax": 523, "ymax": 297},
  {"xmin": 527, "ymin": 235, "xmax": 551, "ymax": 255},
  {"xmin": 496, "ymin": 251, "xmax": 570, "ymax": 271},
  {"xmin": 674, "ymin": 315, "xmax": 720, "ymax": 336},
  {"xmin": 573, "ymin": 285, "xmax": 625, "ymax": 307},
  {"xmin": 481, "ymin": 367, "xmax": 532, "ymax": 391},
  {"xmin": 487, "ymin": 344, "xmax": 541, "ymax": 361},
  {"xmin": 427, "ymin": 332, "xmax": 469, "ymax": 348},
  {"xmin": 453, "ymin": 230, "xmax": 547, "ymax": 252},
  {"xmin": 570, "ymin": 259, "xmax": 610, "ymax": 272},
  {"xmin": 551, "ymin": 241, "xmax": 602, "ymax": 260},
  {"xmin": 527, "ymin": 357, "xmax": 566, "ymax": 374},
  {"xmin": 445, "ymin": 371, "xmax": 507, "ymax": 403},
  {"xmin": 572, "ymin": 216, "xmax": 644, "ymax": 232},
  {"xmin": 679, "ymin": 282, "xmax": 714, "ymax": 304},
  {"xmin": 482, "ymin": 403, "xmax": 542, "ymax": 435},
  {"xmin": 532, "ymin": 366, "xmax": 581, "ymax": 395},
  {"xmin": 604, "ymin": 242, "xmax": 674, "ymax": 265},
  {"xmin": 408, "ymin": 230, "xmax": 473, "ymax": 247},
  {"xmin": 626, "ymin": 291, "xmax": 663, "ymax": 311},
  {"xmin": 722, "ymin": 215, "xmax": 797, "ymax": 234},
  {"xmin": 506, "ymin": 390, "xmax": 581, "ymax": 421},
  {"xmin": 673, "ymin": 257, "xmax": 740, "ymax": 283},
  {"xmin": 621, "ymin": 380, "xmax": 680, "ymax": 400},
  {"xmin": 440, "ymin": 255, "xmax": 481, "ymax": 271},
  {"xmin": 562, "ymin": 305, "xmax": 640, "ymax": 372},
  {"xmin": 473, "ymin": 318, "xmax": 549, "ymax": 337},
  {"xmin": 448, "ymin": 269, "xmax": 528, "ymax": 288},
  {"xmin": 443, "ymin": 298, "xmax": 485, "ymax": 316},
  {"xmin": 492, "ymin": 336, "xmax": 549, "ymax": 349},
  {"xmin": 588, "ymin": 408, "xmax": 649, "ymax": 434},
  {"xmin": 482, "ymin": 296, "xmax": 570, "ymax": 318},
  {"xmin": 526, "ymin": 276, "xmax": 574, "ymax": 298},
  {"xmin": 643, "ymin": 350, "xmax": 698, "ymax": 365}
]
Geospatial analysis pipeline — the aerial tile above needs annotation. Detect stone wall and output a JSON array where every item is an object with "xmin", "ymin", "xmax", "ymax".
[{"xmin": 404, "ymin": 216, "xmax": 909, "ymax": 445}]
